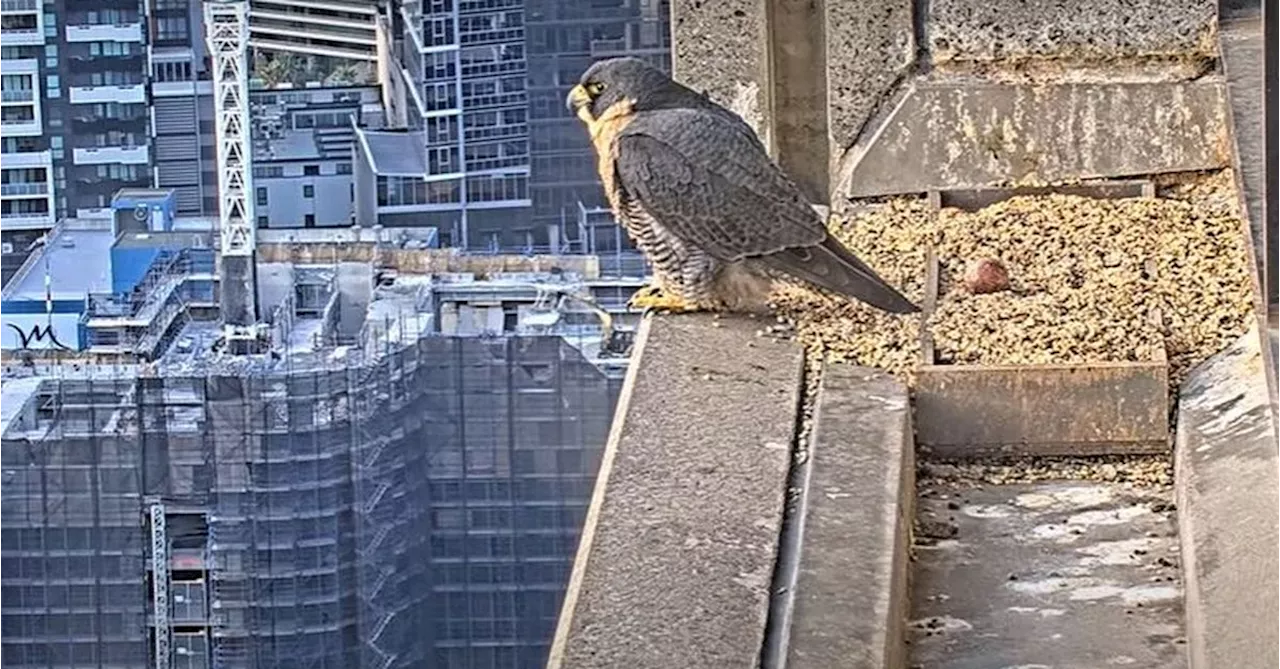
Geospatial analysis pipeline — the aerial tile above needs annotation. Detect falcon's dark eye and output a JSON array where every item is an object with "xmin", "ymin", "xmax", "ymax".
[{"xmin": 586, "ymin": 82, "xmax": 606, "ymax": 96}]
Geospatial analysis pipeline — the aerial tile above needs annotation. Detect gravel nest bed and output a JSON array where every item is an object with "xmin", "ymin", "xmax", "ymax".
[{"xmin": 770, "ymin": 170, "xmax": 1256, "ymax": 388}]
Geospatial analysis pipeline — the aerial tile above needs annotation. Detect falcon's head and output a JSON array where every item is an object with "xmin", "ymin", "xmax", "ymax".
[{"xmin": 566, "ymin": 58, "xmax": 697, "ymax": 125}]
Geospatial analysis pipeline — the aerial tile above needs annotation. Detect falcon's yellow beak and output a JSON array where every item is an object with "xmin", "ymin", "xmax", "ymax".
[{"xmin": 566, "ymin": 84, "xmax": 594, "ymax": 124}]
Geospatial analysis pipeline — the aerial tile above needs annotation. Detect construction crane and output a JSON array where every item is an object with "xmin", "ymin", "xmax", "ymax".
[
  {"xmin": 524, "ymin": 284, "xmax": 634, "ymax": 357},
  {"xmin": 205, "ymin": 0, "xmax": 262, "ymax": 354}
]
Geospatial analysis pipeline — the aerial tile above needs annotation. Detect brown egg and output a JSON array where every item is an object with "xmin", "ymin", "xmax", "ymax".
[{"xmin": 964, "ymin": 258, "xmax": 1012, "ymax": 295}]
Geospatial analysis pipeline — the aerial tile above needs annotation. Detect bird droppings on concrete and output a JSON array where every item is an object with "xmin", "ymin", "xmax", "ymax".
[
  {"xmin": 772, "ymin": 170, "xmax": 1255, "ymax": 387},
  {"xmin": 911, "ymin": 480, "xmax": 1185, "ymax": 668}
]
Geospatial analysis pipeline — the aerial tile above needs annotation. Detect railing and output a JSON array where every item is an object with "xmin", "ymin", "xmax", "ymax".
[
  {"xmin": 0, "ymin": 0, "xmax": 38, "ymax": 11},
  {"xmin": 462, "ymin": 91, "xmax": 526, "ymax": 110},
  {"xmin": 0, "ymin": 182, "xmax": 48, "ymax": 196},
  {"xmin": 0, "ymin": 116, "xmax": 36, "ymax": 126},
  {"xmin": 459, "ymin": 27, "xmax": 523, "ymax": 46},
  {"xmin": 458, "ymin": 0, "xmax": 522, "ymax": 13},
  {"xmin": 460, "ymin": 59, "xmax": 525, "ymax": 79},
  {"xmin": 463, "ymin": 123, "xmax": 526, "ymax": 142},
  {"xmin": 0, "ymin": 211, "xmax": 48, "ymax": 221},
  {"xmin": 590, "ymin": 37, "xmax": 628, "ymax": 55},
  {"xmin": 1, "ymin": 89, "xmax": 34, "ymax": 102}
]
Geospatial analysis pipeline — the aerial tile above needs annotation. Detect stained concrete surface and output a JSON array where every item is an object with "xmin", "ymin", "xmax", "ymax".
[
  {"xmin": 547, "ymin": 314, "xmax": 802, "ymax": 669},
  {"xmin": 911, "ymin": 481, "xmax": 1186, "ymax": 669},
  {"xmin": 927, "ymin": 0, "xmax": 1217, "ymax": 64},
  {"xmin": 670, "ymin": 0, "xmax": 770, "ymax": 145},
  {"xmin": 824, "ymin": 0, "xmax": 914, "ymax": 168},
  {"xmin": 786, "ymin": 364, "xmax": 913, "ymax": 669},
  {"xmin": 1175, "ymin": 323, "xmax": 1279, "ymax": 669},
  {"xmin": 845, "ymin": 80, "xmax": 1230, "ymax": 198}
]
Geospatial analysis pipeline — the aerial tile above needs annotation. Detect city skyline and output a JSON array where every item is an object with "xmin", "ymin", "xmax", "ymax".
[{"xmin": 0, "ymin": 0, "xmax": 668, "ymax": 282}]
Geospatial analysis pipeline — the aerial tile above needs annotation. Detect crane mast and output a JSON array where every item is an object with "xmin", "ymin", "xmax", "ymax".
[{"xmin": 205, "ymin": 0, "xmax": 262, "ymax": 352}]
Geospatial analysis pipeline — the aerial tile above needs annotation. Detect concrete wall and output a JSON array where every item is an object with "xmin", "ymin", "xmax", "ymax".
[
  {"xmin": 671, "ymin": 0, "xmax": 914, "ymax": 201},
  {"xmin": 824, "ymin": 0, "xmax": 915, "ymax": 183},
  {"xmin": 671, "ymin": 0, "xmax": 1220, "ymax": 203},
  {"xmin": 670, "ymin": 0, "xmax": 770, "ymax": 144},
  {"xmin": 927, "ymin": 0, "xmax": 1218, "ymax": 66},
  {"xmin": 258, "ymin": 174, "xmax": 354, "ymax": 228},
  {"xmin": 1, "ymin": 312, "xmax": 83, "ymax": 351},
  {"xmin": 256, "ymin": 262, "xmax": 297, "ymax": 318},
  {"xmin": 335, "ymin": 262, "xmax": 374, "ymax": 337}
]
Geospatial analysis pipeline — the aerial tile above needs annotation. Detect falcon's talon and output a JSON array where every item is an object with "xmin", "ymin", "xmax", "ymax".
[{"xmin": 628, "ymin": 286, "xmax": 697, "ymax": 313}]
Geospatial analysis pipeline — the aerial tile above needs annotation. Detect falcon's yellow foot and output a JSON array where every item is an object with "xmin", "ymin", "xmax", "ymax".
[{"xmin": 627, "ymin": 285, "xmax": 698, "ymax": 313}]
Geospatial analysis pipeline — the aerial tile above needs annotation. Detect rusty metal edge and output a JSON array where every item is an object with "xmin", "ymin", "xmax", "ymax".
[
  {"xmin": 918, "ymin": 360, "xmax": 1169, "ymax": 374},
  {"xmin": 936, "ymin": 179, "xmax": 1156, "ymax": 212},
  {"xmin": 545, "ymin": 314, "xmax": 655, "ymax": 669},
  {"xmin": 920, "ymin": 245, "xmax": 939, "ymax": 366},
  {"xmin": 920, "ymin": 440, "xmax": 1170, "ymax": 459},
  {"xmin": 915, "ymin": 360, "xmax": 1170, "ymax": 456}
]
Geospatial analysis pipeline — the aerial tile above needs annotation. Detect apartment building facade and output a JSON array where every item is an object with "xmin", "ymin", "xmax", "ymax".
[{"xmin": 1, "ymin": 0, "xmax": 666, "ymax": 281}]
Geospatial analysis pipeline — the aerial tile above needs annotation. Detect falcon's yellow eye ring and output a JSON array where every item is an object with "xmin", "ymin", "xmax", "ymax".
[{"xmin": 586, "ymin": 82, "xmax": 606, "ymax": 96}]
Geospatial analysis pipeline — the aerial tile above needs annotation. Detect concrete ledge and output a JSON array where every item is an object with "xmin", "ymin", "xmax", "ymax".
[
  {"xmin": 547, "ymin": 313, "xmax": 803, "ymax": 669},
  {"xmin": 844, "ymin": 80, "xmax": 1230, "ymax": 198},
  {"xmin": 1175, "ymin": 322, "xmax": 1279, "ymax": 669},
  {"xmin": 785, "ymin": 363, "xmax": 914, "ymax": 669}
]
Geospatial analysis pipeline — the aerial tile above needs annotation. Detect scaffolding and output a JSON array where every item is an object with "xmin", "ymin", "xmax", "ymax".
[{"xmin": 1, "ymin": 328, "xmax": 622, "ymax": 669}]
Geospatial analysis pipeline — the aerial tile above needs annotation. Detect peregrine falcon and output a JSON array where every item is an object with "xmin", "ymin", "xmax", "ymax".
[{"xmin": 566, "ymin": 57, "xmax": 919, "ymax": 315}]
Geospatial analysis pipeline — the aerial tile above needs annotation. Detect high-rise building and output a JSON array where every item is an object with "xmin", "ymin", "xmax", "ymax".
[
  {"xmin": 2, "ymin": 0, "xmax": 668, "ymax": 277},
  {"xmin": 524, "ymin": 0, "xmax": 669, "ymax": 245},
  {"xmin": 354, "ymin": 0, "xmax": 534, "ymax": 249},
  {"xmin": 0, "ymin": 0, "xmax": 55, "ymax": 282},
  {"xmin": 249, "ymin": 0, "xmax": 381, "ymax": 62}
]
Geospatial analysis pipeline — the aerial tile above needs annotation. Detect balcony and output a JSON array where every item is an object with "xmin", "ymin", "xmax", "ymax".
[
  {"xmin": 151, "ymin": 80, "xmax": 213, "ymax": 98},
  {"xmin": 0, "ymin": 149, "xmax": 50, "ymax": 168},
  {"xmin": 0, "ymin": 27, "xmax": 43, "ymax": 46},
  {"xmin": 72, "ymin": 145, "xmax": 149, "ymax": 165},
  {"xmin": 0, "ymin": 116, "xmax": 39, "ymax": 136},
  {"xmin": 0, "ymin": 88, "xmax": 34, "ymax": 103},
  {"xmin": 66, "ymin": 22, "xmax": 143, "ymax": 43},
  {"xmin": 69, "ymin": 83, "xmax": 146, "ymax": 105},
  {"xmin": 0, "ymin": 182, "xmax": 49, "ymax": 197},
  {"xmin": 0, "ymin": 0, "xmax": 38, "ymax": 12},
  {"xmin": 0, "ymin": 211, "xmax": 54, "ymax": 230},
  {"xmin": 458, "ymin": 0, "xmax": 522, "ymax": 14},
  {"xmin": 463, "ymin": 91, "xmax": 526, "ymax": 111},
  {"xmin": 460, "ymin": 59, "xmax": 525, "ymax": 79},
  {"xmin": 464, "ymin": 123, "xmax": 527, "ymax": 143},
  {"xmin": 1, "ymin": 57, "xmax": 37, "ymax": 74},
  {"xmin": 459, "ymin": 27, "xmax": 523, "ymax": 47}
]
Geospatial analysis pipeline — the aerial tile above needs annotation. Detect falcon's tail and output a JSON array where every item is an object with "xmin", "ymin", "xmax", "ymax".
[{"xmin": 761, "ymin": 235, "xmax": 920, "ymax": 314}]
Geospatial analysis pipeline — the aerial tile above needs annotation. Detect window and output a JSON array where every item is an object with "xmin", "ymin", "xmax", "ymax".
[
  {"xmin": 152, "ymin": 61, "xmax": 192, "ymax": 82},
  {"xmin": 257, "ymin": 216, "xmax": 268, "ymax": 227},
  {"xmin": 255, "ymin": 187, "xmax": 267, "ymax": 206},
  {"xmin": 303, "ymin": 214, "xmax": 315, "ymax": 227},
  {"xmin": 303, "ymin": 165, "xmax": 319, "ymax": 176},
  {"xmin": 302, "ymin": 185, "xmax": 314, "ymax": 198},
  {"xmin": 154, "ymin": 17, "xmax": 189, "ymax": 41},
  {"xmin": 335, "ymin": 162, "xmax": 352, "ymax": 175}
]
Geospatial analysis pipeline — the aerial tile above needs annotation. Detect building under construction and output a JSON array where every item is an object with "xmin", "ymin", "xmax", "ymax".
[{"xmin": 0, "ymin": 224, "xmax": 636, "ymax": 669}]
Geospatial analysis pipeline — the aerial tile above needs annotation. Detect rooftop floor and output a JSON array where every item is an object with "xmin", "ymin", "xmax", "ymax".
[{"xmin": 5, "ymin": 227, "xmax": 114, "ymax": 301}]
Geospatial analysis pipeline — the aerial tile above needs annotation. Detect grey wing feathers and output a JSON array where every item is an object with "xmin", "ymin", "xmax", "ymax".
[
  {"xmin": 613, "ymin": 109, "xmax": 824, "ymax": 260},
  {"xmin": 612, "ymin": 107, "xmax": 920, "ymax": 314}
]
